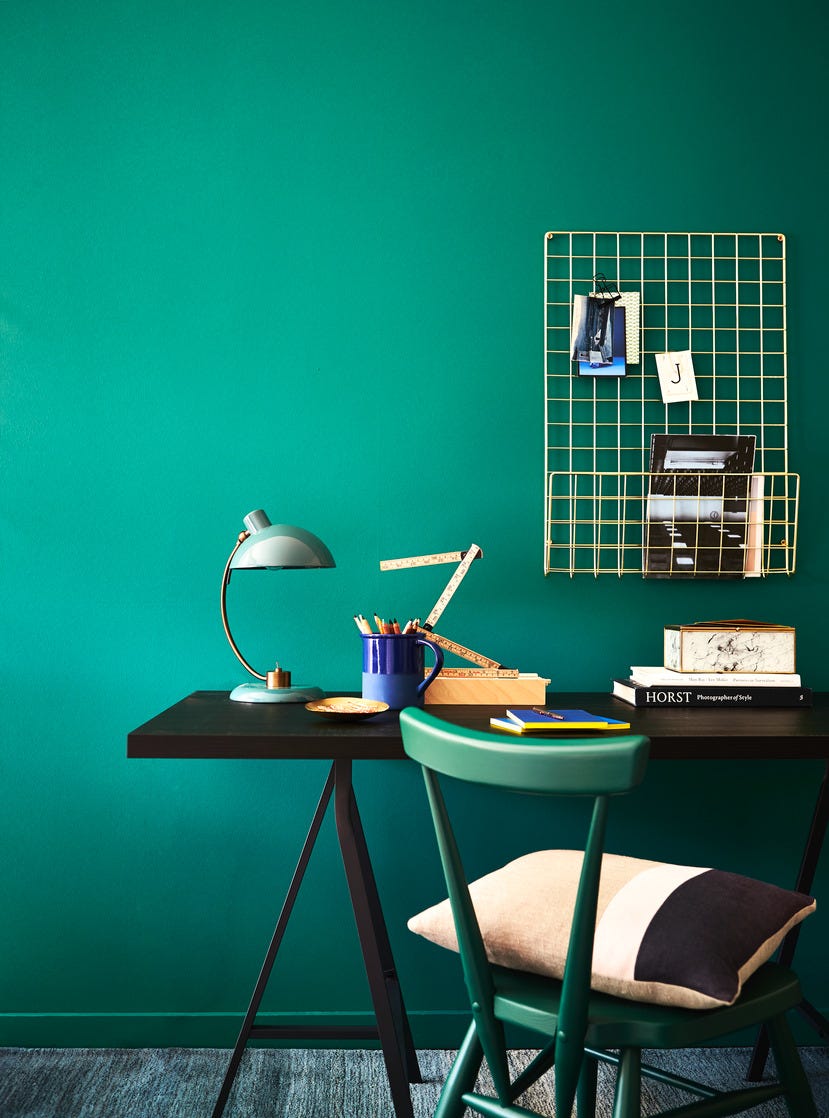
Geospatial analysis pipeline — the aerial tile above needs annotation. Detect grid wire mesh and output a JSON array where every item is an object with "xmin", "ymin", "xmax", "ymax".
[{"xmin": 544, "ymin": 231, "xmax": 799, "ymax": 577}]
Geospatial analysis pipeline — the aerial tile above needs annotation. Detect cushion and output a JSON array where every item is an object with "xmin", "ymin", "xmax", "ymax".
[{"xmin": 408, "ymin": 851, "xmax": 816, "ymax": 1010}]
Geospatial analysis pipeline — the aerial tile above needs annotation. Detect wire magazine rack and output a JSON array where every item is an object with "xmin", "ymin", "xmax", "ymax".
[{"xmin": 544, "ymin": 231, "xmax": 799, "ymax": 577}]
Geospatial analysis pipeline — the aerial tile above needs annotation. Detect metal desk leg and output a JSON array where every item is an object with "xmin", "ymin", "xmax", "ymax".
[
  {"xmin": 748, "ymin": 760, "xmax": 829, "ymax": 1081},
  {"xmin": 335, "ymin": 758, "xmax": 422, "ymax": 1118},
  {"xmin": 211, "ymin": 765, "xmax": 336, "ymax": 1118},
  {"xmin": 211, "ymin": 760, "xmax": 420, "ymax": 1118}
]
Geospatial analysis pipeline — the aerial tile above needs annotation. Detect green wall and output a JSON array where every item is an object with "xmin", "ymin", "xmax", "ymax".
[{"xmin": 1, "ymin": 0, "xmax": 827, "ymax": 1046}]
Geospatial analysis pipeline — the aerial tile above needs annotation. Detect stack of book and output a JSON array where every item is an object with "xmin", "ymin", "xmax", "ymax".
[
  {"xmin": 612, "ymin": 665, "xmax": 812, "ymax": 708},
  {"xmin": 490, "ymin": 707, "xmax": 631, "ymax": 734}
]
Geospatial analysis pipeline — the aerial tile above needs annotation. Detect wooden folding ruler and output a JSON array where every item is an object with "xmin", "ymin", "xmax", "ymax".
[
  {"xmin": 412, "ymin": 625, "xmax": 512, "ymax": 670},
  {"xmin": 380, "ymin": 544, "xmax": 481, "ymax": 628},
  {"xmin": 380, "ymin": 543, "xmax": 514, "ymax": 671}
]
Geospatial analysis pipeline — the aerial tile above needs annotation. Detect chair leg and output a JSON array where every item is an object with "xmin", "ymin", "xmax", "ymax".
[
  {"xmin": 435, "ymin": 1021, "xmax": 484, "ymax": 1118},
  {"xmin": 611, "ymin": 1048, "xmax": 641, "ymax": 1118},
  {"xmin": 555, "ymin": 1033, "xmax": 586, "ymax": 1118},
  {"xmin": 576, "ymin": 1053, "xmax": 598, "ymax": 1118},
  {"xmin": 766, "ymin": 1014, "xmax": 819, "ymax": 1118}
]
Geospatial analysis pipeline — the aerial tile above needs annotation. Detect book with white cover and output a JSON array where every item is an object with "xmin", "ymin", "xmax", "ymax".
[{"xmin": 630, "ymin": 666, "xmax": 801, "ymax": 687}]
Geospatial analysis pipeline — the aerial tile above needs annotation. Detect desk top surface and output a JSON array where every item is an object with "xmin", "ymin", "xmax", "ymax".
[{"xmin": 128, "ymin": 690, "xmax": 829, "ymax": 762}]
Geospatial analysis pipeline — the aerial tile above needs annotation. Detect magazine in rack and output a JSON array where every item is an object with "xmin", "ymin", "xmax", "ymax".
[{"xmin": 644, "ymin": 434, "xmax": 756, "ymax": 578}]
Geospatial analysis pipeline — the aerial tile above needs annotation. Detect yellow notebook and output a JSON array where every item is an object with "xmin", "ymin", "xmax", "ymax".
[{"xmin": 490, "ymin": 707, "xmax": 630, "ymax": 734}]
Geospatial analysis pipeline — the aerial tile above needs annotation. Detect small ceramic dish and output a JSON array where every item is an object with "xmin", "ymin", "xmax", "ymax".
[{"xmin": 305, "ymin": 697, "xmax": 389, "ymax": 720}]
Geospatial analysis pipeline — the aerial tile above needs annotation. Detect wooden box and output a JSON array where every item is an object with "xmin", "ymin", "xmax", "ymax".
[
  {"xmin": 664, "ymin": 620, "xmax": 796, "ymax": 673},
  {"xmin": 425, "ymin": 674, "xmax": 551, "ymax": 705}
]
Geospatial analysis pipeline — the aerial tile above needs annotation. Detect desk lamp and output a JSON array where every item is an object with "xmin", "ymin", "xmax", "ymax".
[{"xmin": 220, "ymin": 509, "xmax": 335, "ymax": 703}]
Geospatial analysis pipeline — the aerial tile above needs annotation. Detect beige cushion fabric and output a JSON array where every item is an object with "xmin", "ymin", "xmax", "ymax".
[{"xmin": 408, "ymin": 850, "xmax": 816, "ymax": 1010}]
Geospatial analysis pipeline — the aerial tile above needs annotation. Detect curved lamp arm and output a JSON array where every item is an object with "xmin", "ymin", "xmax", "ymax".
[{"xmin": 220, "ymin": 530, "xmax": 266, "ymax": 682}]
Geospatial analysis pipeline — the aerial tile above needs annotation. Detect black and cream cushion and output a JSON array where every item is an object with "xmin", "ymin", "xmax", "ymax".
[{"xmin": 407, "ymin": 851, "xmax": 816, "ymax": 1010}]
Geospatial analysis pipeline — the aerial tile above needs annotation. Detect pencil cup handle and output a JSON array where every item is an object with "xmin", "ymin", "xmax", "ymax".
[{"xmin": 416, "ymin": 637, "xmax": 444, "ymax": 695}]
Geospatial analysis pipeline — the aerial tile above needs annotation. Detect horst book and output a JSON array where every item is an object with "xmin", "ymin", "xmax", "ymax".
[{"xmin": 612, "ymin": 678, "xmax": 813, "ymax": 708}]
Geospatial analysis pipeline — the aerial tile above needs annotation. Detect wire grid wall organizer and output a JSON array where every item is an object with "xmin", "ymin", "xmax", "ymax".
[{"xmin": 544, "ymin": 231, "xmax": 799, "ymax": 577}]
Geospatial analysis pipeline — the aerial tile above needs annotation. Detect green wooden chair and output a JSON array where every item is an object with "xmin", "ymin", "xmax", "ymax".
[{"xmin": 400, "ymin": 707, "xmax": 818, "ymax": 1118}]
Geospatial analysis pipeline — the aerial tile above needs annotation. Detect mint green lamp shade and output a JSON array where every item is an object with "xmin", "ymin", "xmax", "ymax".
[{"xmin": 221, "ymin": 509, "xmax": 335, "ymax": 703}]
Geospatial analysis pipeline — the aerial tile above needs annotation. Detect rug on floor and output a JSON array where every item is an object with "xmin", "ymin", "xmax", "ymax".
[{"xmin": 0, "ymin": 1045, "xmax": 826, "ymax": 1117}]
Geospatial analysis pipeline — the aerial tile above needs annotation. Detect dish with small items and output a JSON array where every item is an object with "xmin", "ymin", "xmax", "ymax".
[{"xmin": 305, "ymin": 697, "xmax": 390, "ymax": 720}]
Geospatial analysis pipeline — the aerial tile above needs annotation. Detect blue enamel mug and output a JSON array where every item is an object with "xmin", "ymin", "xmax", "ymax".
[{"xmin": 361, "ymin": 633, "xmax": 444, "ymax": 709}]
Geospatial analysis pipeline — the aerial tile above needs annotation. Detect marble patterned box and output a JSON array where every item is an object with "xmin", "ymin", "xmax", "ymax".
[{"xmin": 664, "ymin": 620, "xmax": 796, "ymax": 674}]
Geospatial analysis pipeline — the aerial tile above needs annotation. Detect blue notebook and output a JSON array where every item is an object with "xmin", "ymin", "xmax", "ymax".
[{"xmin": 489, "ymin": 708, "xmax": 630, "ymax": 733}]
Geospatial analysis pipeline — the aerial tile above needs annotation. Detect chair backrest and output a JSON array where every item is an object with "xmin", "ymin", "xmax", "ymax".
[
  {"xmin": 400, "ymin": 707, "xmax": 649, "ymax": 794},
  {"xmin": 400, "ymin": 707, "xmax": 650, "ymax": 1113}
]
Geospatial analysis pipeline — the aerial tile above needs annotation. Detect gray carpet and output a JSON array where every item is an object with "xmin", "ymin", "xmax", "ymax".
[{"xmin": 0, "ymin": 1046, "xmax": 826, "ymax": 1116}]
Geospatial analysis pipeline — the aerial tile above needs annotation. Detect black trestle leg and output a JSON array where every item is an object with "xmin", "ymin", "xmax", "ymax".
[
  {"xmin": 335, "ymin": 758, "xmax": 421, "ymax": 1118},
  {"xmin": 211, "ymin": 760, "xmax": 419, "ymax": 1118},
  {"xmin": 211, "ymin": 764, "xmax": 336, "ymax": 1118}
]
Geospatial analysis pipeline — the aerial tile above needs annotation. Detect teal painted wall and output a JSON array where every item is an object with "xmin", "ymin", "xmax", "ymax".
[{"xmin": 1, "ymin": 0, "xmax": 827, "ymax": 1046}]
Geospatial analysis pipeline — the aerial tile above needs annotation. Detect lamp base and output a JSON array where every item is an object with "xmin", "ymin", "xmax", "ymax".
[{"xmin": 229, "ymin": 682, "xmax": 325, "ymax": 703}]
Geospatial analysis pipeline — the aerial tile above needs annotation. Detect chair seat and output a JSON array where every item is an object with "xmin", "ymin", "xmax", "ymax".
[
  {"xmin": 401, "ymin": 710, "xmax": 817, "ymax": 1117},
  {"xmin": 493, "ymin": 961, "xmax": 803, "ymax": 1050}
]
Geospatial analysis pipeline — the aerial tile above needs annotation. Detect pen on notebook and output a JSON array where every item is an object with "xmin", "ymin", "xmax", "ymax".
[{"xmin": 531, "ymin": 707, "xmax": 565, "ymax": 719}]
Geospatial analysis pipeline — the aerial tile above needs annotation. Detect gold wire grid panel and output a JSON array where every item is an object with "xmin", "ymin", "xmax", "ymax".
[
  {"xmin": 546, "ymin": 471, "xmax": 798, "ymax": 578},
  {"xmin": 544, "ymin": 231, "xmax": 799, "ymax": 577}
]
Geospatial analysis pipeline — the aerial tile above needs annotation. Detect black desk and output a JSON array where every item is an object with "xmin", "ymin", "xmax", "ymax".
[{"xmin": 128, "ymin": 691, "xmax": 829, "ymax": 1114}]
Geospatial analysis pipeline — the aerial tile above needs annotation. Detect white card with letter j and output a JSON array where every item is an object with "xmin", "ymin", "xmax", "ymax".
[{"xmin": 655, "ymin": 350, "xmax": 699, "ymax": 403}]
